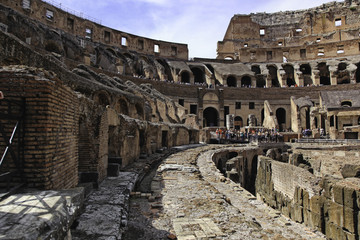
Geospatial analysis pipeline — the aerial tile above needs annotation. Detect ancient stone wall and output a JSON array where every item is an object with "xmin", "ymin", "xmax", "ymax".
[
  {"xmin": 218, "ymin": 1, "xmax": 360, "ymax": 62},
  {"xmin": 256, "ymin": 155, "xmax": 360, "ymax": 240},
  {"xmin": 0, "ymin": 0, "xmax": 188, "ymax": 60},
  {"xmin": 0, "ymin": 67, "xmax": 79, "ymax": 190}
]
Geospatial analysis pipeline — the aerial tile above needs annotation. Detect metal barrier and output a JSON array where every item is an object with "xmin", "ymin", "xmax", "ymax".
[
  {"xmin": 297, "ymin": 138, "xmax": 360, "ymax": 144},
  {"xmin": 0, "ymin": 98, "xmax": 26, "ymax": 199}
]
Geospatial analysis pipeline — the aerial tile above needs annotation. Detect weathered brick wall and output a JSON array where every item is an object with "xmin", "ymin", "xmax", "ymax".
[{"xmin": 0, "ymin": 67, "xmax": 79, "ymax": 189}]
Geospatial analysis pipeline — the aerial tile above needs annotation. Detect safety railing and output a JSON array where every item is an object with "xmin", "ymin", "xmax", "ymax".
[{"xmin": 0, "ymin": 97, "xmax": 26, "ymax": 199}]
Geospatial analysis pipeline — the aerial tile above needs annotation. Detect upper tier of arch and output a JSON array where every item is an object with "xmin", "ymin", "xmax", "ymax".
[
  {"xmin": 217, "ymin": 0, "xmax": 360, "ymax": 62},
  {"xmin": 1, "ymin": 0, "xmax": 188, "ymax": 60}
]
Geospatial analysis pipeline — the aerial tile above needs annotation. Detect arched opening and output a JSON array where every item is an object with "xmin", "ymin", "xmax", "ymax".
[
  {"xmin": 191, "ymin": 67, "xmax": 205, "ymax": 84},
  {"xmin": 256, "ymin": 76, "xmax": 266, "ymax": 88},
  {"xmin": 283, "ymin": 64, "xmax": 296, "ymax": 87},
  {"xmin": 234, "ymin": 116, "xmax": 243, "ymax": 130},
  {"xmin": 96, "ymin": 92, "xmax": 110, "ymax": 107},
  {"xmin": 318, "ymin": 62, "xmax": 331, "ymax": 85},
  {"xmin": 314, "ymin": 117, "xmax": 318, "ymax": 129},
  {"xmin": 227, "ymin": 76, "xmax": 237, "ymax": 87},
  {"xmin": 261, "ymin": 108, "xmax": 264, "ymax": 125},
  {"xmin": 251, "ymin": 65, "xmax": 261, "ymax": 75},
  {"xmin": 136, "ymin": 103, "xmax": 144, "ymax": 119},
  {"xmin": 181, "ymin": 71, "xmax": 190, "ymax": 83},
  {"xmin": 203, "ymin": 107, "xmax": 219, "ymax": 127},
  {"xmin": 156, "ymin": 59, "xmax": 173, "ymax": 81},
  {"xmin": 337, "ymin": 62, "xmax": 350, "ymax": 84},
  {"xmin": 268, "ymin": 65, "xmax": 280, "ymax": 87},
  {"xmin": 341, "ymin": 101, "xmax": 352, "ymax": 107},
  {"xmin": 300, "ymin": 64, "xmax": 313, "ymax": 86},
  {"xmin": 306, "ymin": 108, "xmax": 310, "ymax": 129},
  {"xmin": 241, "ymin": 76, "xmax": 252, "ymax": 87},
  {"xmin": 224, "ymin": 56, "xmax": 234, "ymax": 60},
  {"xmin": 358, "ymin": 116, "xmax": 360, "ymax": 125},
  {"xmin": 117, "ymin": 98, "xmax": 129, "ymax": 115},
  {"xmin": 228, "ymin": 152, "xmax": 238, "ymax": 159},
  {"xmin": 139, "ymin": 130, "xmax": 146, "ymax": 154},
  {"xmin": 276, "ymin": 108, "xmax": 286, "ymax": 131}
]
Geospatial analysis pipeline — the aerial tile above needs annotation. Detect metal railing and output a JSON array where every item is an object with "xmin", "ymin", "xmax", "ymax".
[
  {"xmin": 0, "ymin": 98, "xmax": 26, "ymax": 198},
  {"xmin": 297, "ymin": 138, "xmax": 360, "ymax": 144},
  {"xmin": 42, "ymin": 0, "xmax": 102, "ymax": 25}
]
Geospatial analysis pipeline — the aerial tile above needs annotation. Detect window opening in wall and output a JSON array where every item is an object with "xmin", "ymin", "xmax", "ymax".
[
  {"xmin": 236, "ymin": 102, "xmax": 241, "ymax": 109},
  {"xmin": 278, "ymin": 42, "xmax": 283, "ymax": 46},
  {"xmin": 260, "ymin": 29, "xmax": 265, "ymax": 36},
  {"xmin": 154, "ymin": 44, "xmax": 160, "ymax": 53},
  {"xmin": 79, "ymin": 39, "xmax": 85, "ymax": 48},
  {"xmin": 26, "ymin": 37, "xmax": 31, "ymax": 45},
  {"xmin": 300, "ymin": 49, "xmax": 306, "ymax": 59},
  {"xmin": 190, "ymin": 105, "xmax": 197, "ymax": 114},
  {"xmin": 67, "ymin": 18, "xmax": 74, "ymax": 30},
  {"xmin": 244, "ymin": 43, "xmax": 248, "ymax": 47},
  {"xmin": 46, "ymin": 9, "xmax": 54, "ymax": 21},
  {"xmin": 121, "ymin": 37, "xmax": 127, "ymax": 46},
  {"xmin": 316, "ymin": 38, "xmax": 321, "ymax": 42},
  {"xmin": 249, "ymin": 102, "xmax": 255, "ymax": 109},
  {"xmin": 250, "ymin": 51, "xmax": 256, "ymax": 60},
  {"xmin": 138, "ymin": 39, "xmax": 144, "ymax": 50},
  {"xmin": 337, "ymin": 45, "xmax": 344, "ymax": 54},
  {"xmin": 178, "ymin": 99, "xmax": 184, "ymax": 106},
  {"xmin": 23, "ymin": 0, "xmax": 31, "ymax": 9},
  {"xmin": 266, "ymin": 51, "xmax": 273, "ymax": 60},
  {"xmin": 104, "ymin": 31, "xmax": 110, "ymax": 43},
  {"xmin": 317, "ymin": 48, "xmax": 324, "ymax": 56},
  {"xmin": 341, "ymin": 101, "xmax": 352, "ymax": 107},
  {"xmin": 296, "ymin": 28, "xmax": 303, "ymax": 32},
  {"xmin": 335, "ymin": 18, "xmax": 342, "ymax": 27},
  {"xmin": 171, "ymin": 46, "xmax": 177, "ymax": 56},
  {"xmin": 85, "ymin": 28, "xmax": 92, "ymax": 40}
]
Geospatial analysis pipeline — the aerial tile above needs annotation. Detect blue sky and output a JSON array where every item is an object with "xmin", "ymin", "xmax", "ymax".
[{"xmin": 51, "ymin": 0, "xmax": 337, "ymax": 58}]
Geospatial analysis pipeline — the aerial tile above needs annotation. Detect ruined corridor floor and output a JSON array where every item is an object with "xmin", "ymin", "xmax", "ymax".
[{"xmin": 123, "ymin": 145, "xmax": 325, "ymax": 240}]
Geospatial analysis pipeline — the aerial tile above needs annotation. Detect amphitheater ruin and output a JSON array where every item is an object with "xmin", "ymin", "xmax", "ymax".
[{"xmin": 0, "ymin": 0, "xmax": 360, "ymax": 239}]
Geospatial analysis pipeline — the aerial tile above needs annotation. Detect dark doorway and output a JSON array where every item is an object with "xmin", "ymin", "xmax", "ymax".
[
  {"xmin": 203, "ymin": 107, "xmax": 219, "ymax": 127},
  {"xmin": 241, "ymin": 76, "xmax": 252, "ymax": 87},
  {"xmin": 248, "ymin": 156, "xmax": 258, "ymax": 195},
  {"xmin": 191, "ymin": 67, "xmax": 205, "ymax": 84},
  {"xmin": 283, "ymin": 64, "xmax": 296, "ymax": 87},
  {"xmin": 227, "ymin": 76, "xmax": 237, "ymax": 87},
  {"xmin": 181, "ymin": 71, "xmax": 190, "ymax": 83},
  {"xmin": 268, "ymin": 65, "xmax": 280, "ymax": 87},
  {"xmin": 234, "ymin": 116, "xmax": 243, "ymax": 130},
  {"xmin": 161, "ymin": 131, "xmax": 168, "ymax": 147},
  {"xmin": 300, "ymin": 64, "xmax": 313, "ymax": 86},
  {"xmin": 318, "ymin": 62, "xmax": 331, "ymax": 85},
  {"xmin": 261, "ymin": 108, "xmax": 264, "ymax": 126},
  {"xmin": 276, "ymin": 108, "xmax": 286, "ymax": 131},
  {"xmin": 251, "ymin": 65, "xmax": 261, "ymax": 75}
]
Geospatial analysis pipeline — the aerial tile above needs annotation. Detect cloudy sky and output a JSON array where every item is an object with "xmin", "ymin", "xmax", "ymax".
[{"xmin": 49, "ymin": 0, "xmax": 337, "ymax": 58}]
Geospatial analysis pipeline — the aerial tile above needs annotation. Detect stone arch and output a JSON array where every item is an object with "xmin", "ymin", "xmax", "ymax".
[
  {"xmin": 300, "ymin": 63, "xmax": 313, "ymax": 86},
  {"xmin": 276, "ymin": 108, "xmax": 286, "ymax": 131},
  {"xmin": 106, "ymin": 48, "xmax": 117, "ymax": 56},
  {"xmin": 203, "ymin": 107, "xmax": 219, "ymax": 127},
  {"xmin": 44, "ymin": 40, "xmax": 62, "ymax": 54},
  {"xmin": 191, "ymin": 67, "xmax": 205, "ymax": 84},
  {"xmin": 283, "ymin": 64, "xmax": 296, "ymax": 87},
  {"xmin": 94, "ymin": 91, "xmax": 111, "ymax": 107},
  {"xmin": 267, "ymin": 65, "xmax": 280, "ymax": 87},
  {"xmin": 358, "ymin": 116, "xmax": 360, "ymax": 125},
  {"xmin": 226, "ymin": 75, "xmax": 237, "ymax": 87},
  {"xmin": 156, "ymin": 59, "xmax": 173, "ymax": 81},
  {"xmin": 116, "ymin": 98, "xmax": 129, "ymax": 115},
  {"xmin": 318, "ymin": 62, "xmax": 330, "ymax": 85},
  {"xmin": 241, "ymin": 75, "xmax": 252, "ymax": 87},
  {"xmin": 234, "ymin": 116, "xmax": 243, "ymax": 130},
  {"xmin": 337, "ymin": 62, "xmax": 350, "ymax": 84},
  {"xmin": 261, "ymin": 108, "xmax": 264, "ymax": 125},
  {"xmin": 180, "ymin": 70, "xmax": 191, "ymax": 83}
]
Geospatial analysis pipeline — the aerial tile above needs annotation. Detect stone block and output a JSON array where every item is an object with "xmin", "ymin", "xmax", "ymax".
[
  {"xmin": 325, "ymin": 221, "xmax": 344, "ymax": 240},
  {"xmin": 326, "ymin": 201, "xmax": 343, "ymax": 227},
  {"xmin": 308, "ymin": 211, "xmax": 322, "ymax": 230},
  {"xmin": 344, "ymin": 206, "xmax": 356, "ymax": 234},
  {"xmin": 309, "ymin": 196, "xmax": 324, "ymax": 215},
  {"xmin": 333, "ymin": 184, "xmax": 343, "ymax": 205},
  {"xmin": 303, "ymin": 209, "xmax": 309, "ymax": 226},
  {"xmin": 107, "ymin": 163, "xmax": 120, "ymax": 177},
  {"xmin": 293, "ymin": 204, "xmax": 303, "ymax": 223},
  {"xmin": 303, "ymin": 190, "xmax": 310, "ymax": 210},
  {"xmin": 343, "ymin": 186, "xmax": 356, "ymax": 209}
]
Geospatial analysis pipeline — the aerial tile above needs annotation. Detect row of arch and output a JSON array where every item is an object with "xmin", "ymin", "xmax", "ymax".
[
  {"xmin": 203, "ymin": 106, "xmax": 287, "ymax": 130},
  {"xmin": 178, "ymin": 62, "xmax": 360, "ymax": 88}
]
